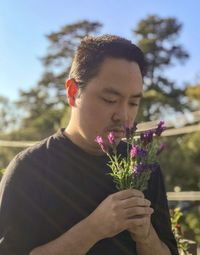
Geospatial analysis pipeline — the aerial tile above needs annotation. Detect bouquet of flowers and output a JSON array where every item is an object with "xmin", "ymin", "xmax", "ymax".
[{"xmin": 95, "ymin": 121, "xmax": 166, "ymax": 191}]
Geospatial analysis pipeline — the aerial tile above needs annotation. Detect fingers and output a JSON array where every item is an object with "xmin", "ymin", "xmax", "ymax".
[
  {"xmin": 126, "ymin": 214, "xmax": 151, "ymax": 228},
  {"xmin": 125, "ymin": 206, "xmax": 154, "ymax": 218},
  {"xmin": 113, "ymin": 189, "xmax": 144, "ymax": 200},
  {"xmin": 111, "ymin": 190, "xmax": 152, "ymax": 212},
  {"xmin": 108, "ymin": 190, "xmax": 153, "ymax": 227},
  {"xmin": 121, "ymin": 197, "xmax": 151, "ymax": 209}
]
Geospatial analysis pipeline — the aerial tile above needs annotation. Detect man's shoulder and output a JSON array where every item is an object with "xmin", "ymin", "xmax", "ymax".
[
  {"xmin": 13, "ymin": 129, "xmax": 67, "ymax": 162},
  {"xmin": 1, "ymin": 130, "xmax": 66, "ymax": 181},
  {"xmin": 13, "ymin": 133, "xmax": 55, "ymax": 164}
]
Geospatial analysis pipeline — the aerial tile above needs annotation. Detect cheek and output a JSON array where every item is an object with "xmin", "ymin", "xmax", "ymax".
[
  {"xmin": 129, "ymin": 107, "xmax": 139, "ymax": 123},
  {"xmin": 132, "ymin": 106, "xmax": 140, "ymax": 117},
  {"xmin": 79, "ymin": 101, "xmax": 110, "ymax": 133}
]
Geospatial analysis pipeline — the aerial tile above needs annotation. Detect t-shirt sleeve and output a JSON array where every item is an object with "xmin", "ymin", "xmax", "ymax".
[
  {"xmin": 0, "ymin": 153, "xmax": 45, "ymax": 255},
  {"xmin": 145, "ymin": 168, "xmax": 179, "ymax": 255}
]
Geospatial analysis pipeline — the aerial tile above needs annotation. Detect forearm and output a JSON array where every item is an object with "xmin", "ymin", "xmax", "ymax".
[
  {"xmin": 29, "ymin": 216, "xmax": 100, "ymax": 255},
  {"xmin": 133, "ymin": 225, "xmax": 171, "ymax": 255}
]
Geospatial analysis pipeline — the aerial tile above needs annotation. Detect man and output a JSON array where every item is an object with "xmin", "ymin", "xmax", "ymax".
[{"xmin": 0, "ymin": 35, "xmax": 178, "ymax": 255}]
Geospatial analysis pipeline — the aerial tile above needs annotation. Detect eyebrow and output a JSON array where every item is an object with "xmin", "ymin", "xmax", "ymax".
[{"xmin": 101, "ymin": 87, "xmax": 143, "ymax": 98}]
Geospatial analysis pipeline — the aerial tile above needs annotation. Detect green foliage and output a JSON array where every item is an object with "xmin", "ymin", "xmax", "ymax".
[
  {"xmin": 170, "ymin": 208, "xmax": 190, "ymax": 253},
  {"xmin": 0, "ymin": 95, "xmax": 21, "ymax": 132},
  {"xmin": 0, "ymin": 146, "xmax": 22, "ymax": 169},
  {"xmin": 169, "ymin": 203, "xmax": 200, "ymax": 245},
  {"xmin": 184, "ymin": 206, "xmax": 200, "ymax": 244},
  {"xmin": 159, "ymin": 132, "xmax": 200, "ymax": 191},
  {"xmin": 185, "ymin": 84, "xmax": 200, "ymax": 110},
  {"xmin": 134, "ymin": 15, "xmax": 189, "ymax": 121}
]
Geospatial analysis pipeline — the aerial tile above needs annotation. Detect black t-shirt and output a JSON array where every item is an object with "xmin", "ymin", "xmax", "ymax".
[{"xmin": 0, "ymin": 129, "xmax": 178, "ymax": 255}]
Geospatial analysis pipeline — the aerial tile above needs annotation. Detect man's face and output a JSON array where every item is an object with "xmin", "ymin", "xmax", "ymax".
[{"xmin": 70, "ymin": 57, "xmax": 143, "ymax": 154}]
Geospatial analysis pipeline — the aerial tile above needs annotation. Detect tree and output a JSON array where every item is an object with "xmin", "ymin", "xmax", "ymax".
[
  {"xmin": 16, "ymin": 20, "xmax": 102, "ymax": 139},
  {"xmin": 185, "ymin": 83, "xmax": 200, "ymax": 110},
  {"xmin": 0, "ymin": 95, "xmax": 21, "ymax": 133},
  {"xmin": 159, "ymin": 132, "xmax": 200, "ymax": 191},
  {"xmin": 133, "ymin": 15, "xmax": 189, "ymax": 121}
]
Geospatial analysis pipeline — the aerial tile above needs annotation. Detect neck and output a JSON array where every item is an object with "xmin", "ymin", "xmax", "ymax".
[{"xmin": 64, "ymin": 125, "xmax": 105, "ymax": 156}]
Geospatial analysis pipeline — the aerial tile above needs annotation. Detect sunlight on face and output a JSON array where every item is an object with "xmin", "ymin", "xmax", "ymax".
[{"xmin": 68, "ymin": 58, "xmax": 143, "ymax": 154}]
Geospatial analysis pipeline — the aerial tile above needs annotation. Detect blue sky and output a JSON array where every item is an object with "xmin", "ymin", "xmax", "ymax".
[{"xmin": 0, "ymin": 0, "xmax": 200, "ymax": 101}]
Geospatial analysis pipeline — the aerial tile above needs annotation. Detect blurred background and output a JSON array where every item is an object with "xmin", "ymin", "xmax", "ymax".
[{"xmin": 0, "ymin": 0, "xmax": 200, "ymax": 250}]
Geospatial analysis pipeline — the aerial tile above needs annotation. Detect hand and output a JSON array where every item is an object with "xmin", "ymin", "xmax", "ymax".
[
  {"xmin": 88, "ymin": 189, "xmax": 153, "ymax": 240},
  {"xmin": 126, "ymin": 191, "xmax": 154, "ymax": 243}
]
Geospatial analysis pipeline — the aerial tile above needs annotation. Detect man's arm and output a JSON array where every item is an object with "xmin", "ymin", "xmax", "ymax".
[
  {"xmin": 29, "ymin": 216, "xmax": 99, "ymax": 255},
  {"xmin": 0, "ymin": 159, "xmax": 156, "ymax": 255},
  {"xmin": 131, "ymin": 224, "xmax": 171, "ymax": 255},
  {"xmin": 30, "ymin": 189, "xmax": 153, "ymax": 255}
]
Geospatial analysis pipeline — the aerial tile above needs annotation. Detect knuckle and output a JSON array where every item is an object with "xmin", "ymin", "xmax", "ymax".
[
  {"xmin": 109, "ymin": 194, "xmax": 116, "ymax": 203},
  {"xmin": 111, "ymin": 203, "xmax": 118, "ymax": 211},
  {"xmin": 132, "ymin": 189, "xmax": 144, "ymax": 197},
  {"xmin": 134, "ymin": 208, "xmax": 141, "ymax": 215}
]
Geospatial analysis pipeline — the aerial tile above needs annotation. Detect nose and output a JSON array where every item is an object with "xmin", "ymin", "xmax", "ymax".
[{"xmin": 111, "ymin": 103, "xmax": 130, "ymax": 125}]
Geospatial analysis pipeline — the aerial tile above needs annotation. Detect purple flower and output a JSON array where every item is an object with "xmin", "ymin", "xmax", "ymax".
[
  {"xmin": 155, "ymin": 121, "xmax": 166, "ymax": 136},
  {"xmin": 108, "ymin": 132, "xmax": 115, "ymax": 145},
  {"xmin": 132, "ymin": 162, "xmax": 159, "ymax": 175},
  {"xmin": 125, "ymin": 123, "xmax": 137, "ymax": 139},
  {"xmin": 140, "ymin": 130, "xmax": 154, "ymax": 144},
  {"xmin": 133, "ymin": 163, "xmax": 147, "ymax": 174},
  {"xmin": 95, "ymin": 136, "xmax": 107, "ymax": 153},
  {"xmin": 138, "ymin": 148, "xmax": 147, "ymax": 157}
]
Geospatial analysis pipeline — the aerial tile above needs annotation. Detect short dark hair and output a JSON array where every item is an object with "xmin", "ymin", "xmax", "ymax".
[{"xmin": 69, "ymin": 34, "xmax": 146, "ymax": 89}]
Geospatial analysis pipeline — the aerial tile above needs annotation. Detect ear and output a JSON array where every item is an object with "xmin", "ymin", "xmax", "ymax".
[{"xmin": 65, "ymin": 79, "xmax": 78, "ymax": 107}]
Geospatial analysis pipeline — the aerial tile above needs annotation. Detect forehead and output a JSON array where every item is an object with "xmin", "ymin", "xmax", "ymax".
[{"xmin": 86, "ymin": 58, "xmax": 143, "ymax": 95}]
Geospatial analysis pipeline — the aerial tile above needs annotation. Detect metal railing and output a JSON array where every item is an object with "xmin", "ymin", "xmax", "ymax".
[{"xmin": 1, "ymin": 122, "xmax": 200, "ymax": 148}]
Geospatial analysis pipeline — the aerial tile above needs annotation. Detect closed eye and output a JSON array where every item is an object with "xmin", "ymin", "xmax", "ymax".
[
  {"xmin": 102, "ymin": 98, "xmax": 116, "ymax": 104},
  {"xmin": 129, "ymin": 102, "xmax": 139, "ymax": 106},
  {"xmin": 101, "ymin": 97, "xmax": 139, "ymax": 106}
]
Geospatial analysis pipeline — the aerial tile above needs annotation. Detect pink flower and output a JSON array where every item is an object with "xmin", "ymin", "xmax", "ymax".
[
  {"xmin": 130, "ymin": 145, "xmax": 138, "ymax": 157},
  {"xmin": 95, "ymin": 136, "xmax": 107, "ymax": 153},
  {"xmin": 95, "ymin": 136, "xmax": 104, "ymax": 145},
  {"xmin": 108, "ymin": 132, "xmax": 115, "ymax": 144}
]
